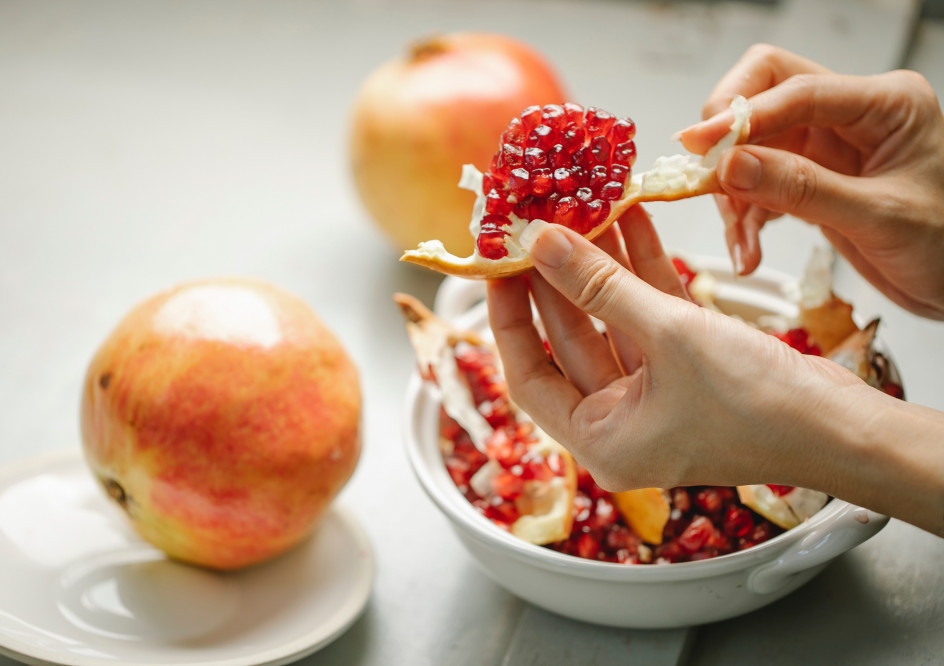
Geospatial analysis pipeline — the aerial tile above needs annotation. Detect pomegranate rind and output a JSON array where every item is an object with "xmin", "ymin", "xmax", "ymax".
[
  {"xmin": 395, "ymin": 292, "xmax": 577, "ymax": 545},
  {"xmin": 611, "ymin": 487, "xmax": 671, "ymax": 545},
  {"xmin": 400, "ymin": 96, "xmax": 752, "ymax": 279},
  {"xmin": 736, "ymin": 484, "xmax": 828, "ymax": 531}
]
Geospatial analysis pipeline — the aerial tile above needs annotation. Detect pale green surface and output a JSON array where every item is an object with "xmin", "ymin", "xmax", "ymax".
[{"xmin": 0, "ymin": 1, "xmax": 942, "ymax": 664}]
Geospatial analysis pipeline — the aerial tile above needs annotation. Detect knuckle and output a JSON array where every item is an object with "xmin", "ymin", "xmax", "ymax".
[
  {"xmin": 572, "ymin": 259, "xmax": 623, "ymax": 315},
  {"xmin": 781, "ymin": 155, "xmax": 818, "ymax": 210}
]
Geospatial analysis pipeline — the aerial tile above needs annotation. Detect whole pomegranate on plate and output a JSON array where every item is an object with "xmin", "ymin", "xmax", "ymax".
[
  {"xmin": 350, "ymin": 32, "xmax": 568, "ymax": 257},
  {"xmin": 80, "ymin": 278, "xmax": 362, "ymax": 570}
]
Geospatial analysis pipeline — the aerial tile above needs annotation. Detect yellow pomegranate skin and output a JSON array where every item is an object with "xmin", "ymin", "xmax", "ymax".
[
  {"xmin": 350, "ymin": 32, "xmax": 568, "ymax": 256},
  {"xmin": 80, "ymin": 277, "xmax": 361, "ymax": 570}
]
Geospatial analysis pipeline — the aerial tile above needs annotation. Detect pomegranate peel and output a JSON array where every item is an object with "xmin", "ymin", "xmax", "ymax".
[
  {"xmin": 395, "ymin": 293, "xmax": 577, "ymax": 545},
  {"xmin": 611, "ymin": 488, "xmax": 672, "ymax": 545},
  {"xmin": 400, "ymin": 96, "xmax": 751, "ymax": 278},
  {"xmin": 736, "ymin": 485, "xmax": 828, "ymax": 531}
]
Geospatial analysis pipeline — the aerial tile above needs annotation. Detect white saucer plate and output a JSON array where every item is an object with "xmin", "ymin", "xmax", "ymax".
[{"xmin": 0, "ymin": 449, "xmax": 373, "ymax": 666}]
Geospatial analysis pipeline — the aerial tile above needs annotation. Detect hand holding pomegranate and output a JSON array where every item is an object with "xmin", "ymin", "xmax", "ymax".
[
  {"xmin": 485, "ymin": 208, "xmax": 944, "ymax": 538},
  {"xmin": 80, "ymin": 278, "xmax": 362, "ymax": 570},
  {"xmin": 678, "ymin": 44, "xmax": 944, "ymax": 320}
]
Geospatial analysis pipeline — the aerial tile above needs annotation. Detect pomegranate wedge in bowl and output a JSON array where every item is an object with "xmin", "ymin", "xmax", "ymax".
[
  {"xmin": 400, "ymin": 97, "xmax": 750, "ymax": 278},
  {"xmin": 400, "ymin": 252, "xmax": 896, "ymax": 628}
]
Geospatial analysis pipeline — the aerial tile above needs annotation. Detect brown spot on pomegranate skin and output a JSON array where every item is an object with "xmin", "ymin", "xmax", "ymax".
[
  {"xmin": 103, "ymin": 478, "xmax": 129, "ymax": 510},
  {"xmin": 99, "ymin": 372, "xmax": 112, "ymax": 389}
]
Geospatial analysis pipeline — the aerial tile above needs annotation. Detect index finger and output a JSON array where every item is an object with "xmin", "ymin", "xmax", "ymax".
[
  {"xmin": 703, "ymin": 43, "xmax": 832, "ymax": 119},
  {"xmin": 679, "ymin": 44, "xmax": 832, "ymax": 155}
]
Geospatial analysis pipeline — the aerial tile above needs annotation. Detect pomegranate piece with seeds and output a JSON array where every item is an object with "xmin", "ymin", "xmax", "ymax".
[{"xmin": 400, "ymin": 96, "xmax": 752, "ymax": 278}]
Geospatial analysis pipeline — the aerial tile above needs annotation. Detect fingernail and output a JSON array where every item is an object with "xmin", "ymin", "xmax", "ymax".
[
  {"xmin": 731, "ymin": 242, "xmax": 745, "ymax": 276},
  {"xmin": 520, "ymin": 220, "xmax": 573, "ymax": 269},
  {"xmin": 722, "ymin": 150, "xmax": 762, "ymax": 191}
]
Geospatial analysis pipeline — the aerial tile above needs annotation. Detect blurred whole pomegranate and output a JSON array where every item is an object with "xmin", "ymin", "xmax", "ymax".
[
  {"xmin": 80, "ymin": 278, "xmax": 362, "ymax": 570},
  {"xmin": 349, "ymin": 32, "xmax": 568, "ymax": 255}
]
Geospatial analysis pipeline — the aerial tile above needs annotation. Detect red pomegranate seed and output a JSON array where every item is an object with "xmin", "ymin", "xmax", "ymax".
[
  {"xmin": 592, "ymin": 496, "xmax": 619, "ymax": 530},
  {"xmin": 694, "ymin": 488, "xmax": 724, "ymax": 516},
  {"xmin": 561, "ymin": 123, "xmax": 586, "ymax": 152},
  {"xmin": 547, "ymin": 144, "xmax": 569, "ymax": 169},
  {"xmin": 502, "ymin": 117, "xmax": 526, "ymax": 145},
  {"xmin": 508, "ymin": 168, "xmax": 531, "ymax": 197},
  {"xmin": 608, "ymin": 118, "xmax": 636, "ymax": 144},
  {"xmin": 586, "ymin": 107, "xmax": 615, "ymax": 136},
  {"xmin": 563, "ymin": 102, "xmax": 584, "ymax": 124},
  {"xmin": 520, "ymin": 105, "xmax": 543, "ymax": 130},
  {"xmin": 492, "ymin": 470, "xmax": 525, "ymax": 501},
  {"xmin": 553, "ymin": 168, "xmax": 577, "ymax": 195},
  {"xmin": 484, "ymin": 499, "xmax": 520, "ymax": 525},
  {"xmin": 587, "ymin": 165, "xmax": 608, "ymax": 193},
  {"xmin": 498, "ymin": 143, "xmax": 523, "ymax": 171},
  {"xmin": 528, "ymin": 125, "xmax": 556, "ymax": 151},
  {"xmin": 584, "ymin": 200, "xmax": 609, "ymax": 230},
  {"xmin": 613, "ymin": 141, "xmax": 637, "ymax": 167},
  {"xmin": 485, "ymin": 189, "xmax": 512, "ymax": 215},
  {"xmin": 530, "ymin": 168, "xmax": 553, "ymax": 196},
  {"xmin": 477, "ymin": 222, "xmax": 509, "ymax": 259},
  {"xmin": 523, "ymin": 147, "xmax": 547, "ymax": 170},
  {"xmin": 589, "ymin": 135, "xmax": 611, "ymax": 165},
  {"xmin": 575, "ymin": 186, "xmax": 593, "ymax": 203},
  {"xmin": 554, "ymin": 196, "xmax": 580, "ymax": 226},
  {"xmin": 678, "ymin": 516, "xmax": 714, "ymax": 553},
  {"xmin": 541, "ymin": 104, "xmax": 566, "ymax": 130},
  {"xmin": 749, "ymin": 522, "xmax": 773, "ymax": 544},
  {"xmin": 723, "ymin": 506, "xmax": 754, "ymax": 538},
  {"xmin": 576, "ymin": 532, "xmax": 602, "ymax": 560},
  {"xmin": 767, "ymin": 484, "xmax": 794, "ymax": 496},
  {"xmin": 600, "ymin": 180, "xmax": 624, "ymax": 200}
]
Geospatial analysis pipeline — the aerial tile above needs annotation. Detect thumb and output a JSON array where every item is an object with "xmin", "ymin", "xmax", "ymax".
[
  {"xmin": 520, "ymin": 220, "xmax": 681, "ymax": 342},
  {"xmin": 716, "ymin": 145, "xmax": 878, "ymax": 231}
]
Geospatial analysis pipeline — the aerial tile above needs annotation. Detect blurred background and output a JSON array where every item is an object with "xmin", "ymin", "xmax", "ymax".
[{"xmin": 2, "ymin": 1, "xmax": 944, "ymax": 664}]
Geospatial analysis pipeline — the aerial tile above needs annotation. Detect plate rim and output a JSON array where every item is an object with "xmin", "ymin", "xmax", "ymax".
[{"xmin": 0, "ymin": 448, "xmax": 374, "ymax": 666}]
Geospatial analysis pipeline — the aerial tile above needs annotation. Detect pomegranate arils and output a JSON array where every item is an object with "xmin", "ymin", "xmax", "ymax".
[
  {"xmin": 561, "ymin": 123, "xmax": 586, "ymax": 152},
  {"xmin": 723, "ymin": 506, "xmax": 755, "ymax": 538},
  {"xmin": 678, "ymin": 516, "xmax": 713, "ymax": 553},
  {"xmin": 508, "ymin": 168, "xmax": 531, "ymax": 197},
  {"xmin": 523, "ymin": 147, "xmax": 548, "ymax": 170},
  {"xmin": 553, "ymin": 168, "xmax": 577, "ymax": 195},
  {"xmin": 493, "ymin": 470, "xmax": 525, "ymax": 501},
  {"xmin": 479, "ymin": 103, "xmax": 636, "ymax": 248},
  {"xmin": 477, "ymin": 217, "xmax": 510, "ymax": 260},
  {"xmin": 541, "ymin": 103, "xmax": 566, "ymax": 130},
  {"xmin": 589, "ymin": 135, "xmax": 611, "ymax": 164},
  {"xmin": 586, "ymin": 107, "xmax": 615, "ymax": 136},
  {"xmin": 563, "ymin": 102, "xmax": 584, "ymax": 123},
  {"xmin": 501, "ymin": 117, "xmax": 526, "ymax": 145},
  {"xmin": 485, "ymin": 188, "xmax": 512, "ymax": 215},
  {"xmin": 548, "ymin": 144, "xmax": 570, "ymax": 169},
  {"xmin": 608, "ymin": 118, "xmax": 636, "ymax": 144},
  {"xmin": 530, "ymin": 168, "xmax": 553, "ymax": 196},
  {"xmin": 528, "ymin": 124, "xmax": 556, "ymax": 151},
  {"xmin": 600, "ymin": 181, "xmax": 624, "ymax": 200},
  {"xmin": 520, "ymin": 105, "xmax": 543, "ymax": 130},
  {"xmin": 613, "ymin": 141, "xmax": 637, "ymax": 168}
]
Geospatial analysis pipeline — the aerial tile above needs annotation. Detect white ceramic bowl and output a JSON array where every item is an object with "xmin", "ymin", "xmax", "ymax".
[{"xmin": 403, "ymin": 260, "xmax": 890, "ymax": 629}]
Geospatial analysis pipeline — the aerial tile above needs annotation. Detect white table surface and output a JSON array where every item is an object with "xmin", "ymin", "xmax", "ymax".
[{"xmin": 2, "ymin": 1, "xmax": 944, "ymax": 664}]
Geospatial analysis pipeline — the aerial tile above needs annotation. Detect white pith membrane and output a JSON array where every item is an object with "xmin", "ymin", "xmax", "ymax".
[
  {"xmin": 401, "ymin": 96, "xmax": 751, "ymax": 278},
  {"xmin": 396, "ymin": 294, "xmax": 575, "ymax": 545}
]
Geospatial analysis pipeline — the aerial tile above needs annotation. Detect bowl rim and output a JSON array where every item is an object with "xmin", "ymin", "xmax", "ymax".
[{"xmin": 403, "ymin": 254, "xmax": 888, "ymax": 583}]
